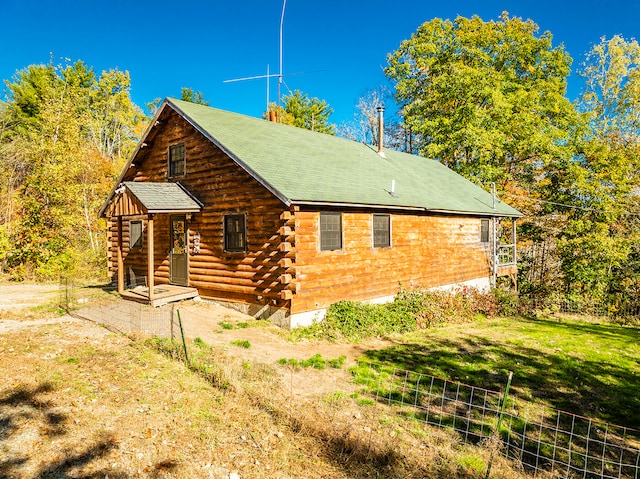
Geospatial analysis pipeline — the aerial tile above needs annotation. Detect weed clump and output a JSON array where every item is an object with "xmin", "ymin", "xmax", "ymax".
[{"xmin": 278, "ymin": 354, "xmax": 346, "ymax": 370}]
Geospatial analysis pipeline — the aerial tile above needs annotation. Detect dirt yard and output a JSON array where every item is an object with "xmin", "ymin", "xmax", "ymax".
[{"xmin": 1, "ymin": 283, "xmax": 439, "ymax": 479}]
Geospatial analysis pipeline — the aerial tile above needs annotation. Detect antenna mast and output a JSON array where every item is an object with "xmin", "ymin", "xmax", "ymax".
[{"xmin": 278, "ymin": 0, "xmax": 287, "ymax": 107}]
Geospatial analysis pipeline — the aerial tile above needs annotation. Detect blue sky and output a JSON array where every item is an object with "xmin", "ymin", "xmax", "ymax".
[{"xmin": 1, "ymin": 0, "xmax": 639, "ymax": 124}]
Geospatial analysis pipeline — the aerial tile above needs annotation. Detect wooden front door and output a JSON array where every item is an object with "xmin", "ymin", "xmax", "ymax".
[{"xmin": 170, "ymin": 215, "xmax": 188, "ymax": 286}]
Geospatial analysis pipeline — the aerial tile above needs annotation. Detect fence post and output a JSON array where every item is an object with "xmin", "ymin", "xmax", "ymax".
[
  {"xmin": 177, "ymin": 308, "xmax": 189, "ymax": 366},
  {"xmin": 485, "ymin": 371, "xmax": 513, "ymax": 479}
]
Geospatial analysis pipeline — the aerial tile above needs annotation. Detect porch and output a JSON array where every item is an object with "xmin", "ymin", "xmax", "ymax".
[
  {"xmin": 104, "ymin": 181, "xmax": 204, "ymax": 307},
  {"xmin": 120, "ymin": 284, "xmax": 199, "ymax": 307}
]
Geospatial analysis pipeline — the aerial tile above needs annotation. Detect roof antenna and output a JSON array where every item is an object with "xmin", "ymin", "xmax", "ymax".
[
  {"xmin": 278, "ymin": 0, "xmax": 287, "ymax": 107},
  {"xmin": 224, "ymin": 1, "xmax": 326, "ymax": 118}
]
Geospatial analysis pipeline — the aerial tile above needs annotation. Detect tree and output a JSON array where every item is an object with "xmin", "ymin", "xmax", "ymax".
[
  {"xmin": 579, "ymin": 35, "xmax": 640, "ymax": 142},
  {"xmin": 146, "ymin": 87, "xmax": 209, "ymax": 116},
  {"xmin": 180, "ymin": 87, "xmax": 209, "ymax": 106},
  {"xmin": 0, "ymin": 60, "xmax": 145, "ymax": 279},
  {"xmin": 550, "ymin": 36, "xmax": 640, "ymax": 305},
  {"xmin": 339, "ymin": 87, "xmax": 419, "ymax": 154},
  {"xmin": 385, "ymin": 12, "xmax": 578, "ymax": 190},
  {"xmin": 268, "ymin": 90, "xmax": 335, "ymax": 134}
]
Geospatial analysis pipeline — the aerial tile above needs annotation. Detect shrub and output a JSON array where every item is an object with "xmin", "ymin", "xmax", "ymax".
[
  {"xmin": 492, "ymin": 288, "xmax": 519, "ymax": 316},
  {"xmin": 292, "ymin": 287, "xmax": 507, "ymax": 341}
]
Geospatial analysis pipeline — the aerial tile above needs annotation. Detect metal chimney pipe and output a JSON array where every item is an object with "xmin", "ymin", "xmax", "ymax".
[{"xmin": 376, "ymin": 105, "xmax": 385, "ymax": 156}]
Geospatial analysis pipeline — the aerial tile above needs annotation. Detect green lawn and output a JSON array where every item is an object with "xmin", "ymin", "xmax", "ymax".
[{"xmin": 359, "ymin": 315, "xmax": 640, "ymax": 429}]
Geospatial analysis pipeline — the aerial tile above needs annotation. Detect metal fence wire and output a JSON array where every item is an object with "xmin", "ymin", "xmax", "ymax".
[
  {"xmin": 521, "ymin": 298, "xmax": 640, "ymax": 323},
  {"xmin": 357, "ymin": 361, "xmax": 640, "ymax": 479}
]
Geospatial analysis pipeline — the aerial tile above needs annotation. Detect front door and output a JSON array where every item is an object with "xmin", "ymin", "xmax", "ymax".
[{"xmin": 170, "ymin": 215, "xmax": 188, "ymax": 286}]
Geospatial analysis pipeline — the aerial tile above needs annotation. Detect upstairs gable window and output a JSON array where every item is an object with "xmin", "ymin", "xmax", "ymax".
[{"xmin": 169, "ymin": 143, "xmax": 185, "ymax": 177}]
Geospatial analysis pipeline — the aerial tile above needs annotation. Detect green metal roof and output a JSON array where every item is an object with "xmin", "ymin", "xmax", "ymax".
[
  {"xmin": 167, "ymin": 98, "xmax": 521, "ymax": 217},
  {"xmin": 123, "ymin": 181, "xmax": 202, "ymax": 213}
]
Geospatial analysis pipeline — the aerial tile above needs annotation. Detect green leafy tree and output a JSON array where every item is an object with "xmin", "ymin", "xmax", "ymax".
[
  {"xmin": 180, "ymin": 87, "xmax": 209, "ymax": 106},
  {"xmin": 0, "ymin": 60, "xmax": 144, "ymax": 279},
  {"xmin": 550, "ymin": 36, "xmax": 640, "ymax": 304},
  {"xmin": 146, "ymin": 88, "xmax": 209, "ymax": 116},
  {"xmin": 268, "ymin": 90, "xmax": 335, "ymax": 135},
  {"xmin": 385, "ymin": 12, "xmax": 578, "ymax": 190}
]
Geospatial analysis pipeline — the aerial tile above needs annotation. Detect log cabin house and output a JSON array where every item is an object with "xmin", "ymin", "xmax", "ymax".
[{"xmin": 100, "ymin": 98, "xmax": 521, "ymax": 328}]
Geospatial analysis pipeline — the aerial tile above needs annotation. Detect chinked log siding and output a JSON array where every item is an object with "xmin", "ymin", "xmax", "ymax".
[
  {"xmin": 107, "ymin": 108, "xmax": 291, "ymax": 307},
  {"xmin": 289, "ymin": 210, "xmax": 491, "ymax": 314}
]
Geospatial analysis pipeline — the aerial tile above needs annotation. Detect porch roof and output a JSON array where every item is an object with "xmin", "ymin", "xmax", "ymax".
[{"xmin": 106, "ymin": 181, "xmax": 203, "ymax": 217}]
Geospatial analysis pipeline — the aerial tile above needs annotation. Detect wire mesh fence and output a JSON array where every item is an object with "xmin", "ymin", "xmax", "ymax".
[
  {"xmin": 355, "ymin": 363, "xmax": 504, "ymax": 444},
  {"xmin": 355, "ymin": 361, "xmax": 640, "ymax": 479},
  {"xmin": 60, "ymin": 279, "xmax": 182, "ymax": 339},
  {"xmin": 501, "ymin": 404, "xmax": 640, "ymax": 479},
  {"xmin": 520, "ymin": 297, "xmax": 640, "ymax": 323}
]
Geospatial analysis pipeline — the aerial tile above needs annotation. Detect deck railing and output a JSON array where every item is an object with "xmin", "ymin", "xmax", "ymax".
[{"xmin": 497, "ymin": 243, "xmax": 516, "ymax": 266}]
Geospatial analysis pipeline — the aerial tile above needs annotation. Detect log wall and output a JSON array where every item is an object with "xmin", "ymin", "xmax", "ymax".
[
  {"xmin": 107, "ymin": 108, "xmax": 292, "ymax": 307},
  {"xmin": 289, "ymin": 209, "xmax": 492, "ymax": 314}
]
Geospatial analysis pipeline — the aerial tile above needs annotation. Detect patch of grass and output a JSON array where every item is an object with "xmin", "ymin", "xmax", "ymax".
[
  {"xmin": 216, "ymin": 320, "xmax": 261, "ymax": 331},
  {"xmin": 322, "ymin": 391, "xmax": 348, "ymax": 404},
  {"xmin": 327, "ymin": 356, "xmax": 346, "ymax": 368},
  {"xmin": 458, "ymin": 453, "xmax": 486, "ymax": 475},
  {"xmin": 278, "ymin": 354, "xmax": 346, "ymax": 370},
  {"xmin": 193, "ymin": 337, "xmax": 209, "ymax": 348},
  {"xmin": 230, "ymin": 339, "xmax": 251, "ymax": 349},
  {"xmin": 359, "ymin": 315, "xmax": 640, "ymax": 429}
]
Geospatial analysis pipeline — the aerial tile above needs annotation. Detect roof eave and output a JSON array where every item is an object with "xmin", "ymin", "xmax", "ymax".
[
  {"xmin": 146, "ymin": 208, "xmax": 202, "ymax": 214},
  {"xmin": 291, "ymin": 200, "xmax": 522, "ymax": 217}
]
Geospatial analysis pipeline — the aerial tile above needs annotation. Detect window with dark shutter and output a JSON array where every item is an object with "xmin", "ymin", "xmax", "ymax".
[
  {"xmin": 373, "ymin": 214, "xmax": 391, "ymax": 248},
  {"xmin": 481, "ymin": 219, "xmax": 490, "ymax": 243},
  {"xmin": 169, "ymin": 143, "xmax": 185, "ymax": 177},
  {"xmin": 130, "ymin": 220, "xmax": 143, "ymax": 249},
  {"xmin": 224, "ymin": 214, "xmax": 247, "ymax": 252},
  {"xmin": 319, "ymin": 212, "xmax": 342, "ymax": 251}
]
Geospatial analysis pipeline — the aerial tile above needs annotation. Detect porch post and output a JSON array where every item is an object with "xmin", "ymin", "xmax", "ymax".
[
  {"xmin": 117, "ymin": 217, "xmax": 124, "ymax": 293},
  {"xmin": 147, "ymin": 214, "xmax": 155, "ymax": 302},
  {"xmin": 512, "ymin": 217, "xmax": 518, "ymax": 292}
]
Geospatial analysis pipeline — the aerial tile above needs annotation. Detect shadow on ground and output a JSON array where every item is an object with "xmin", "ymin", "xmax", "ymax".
[
  {"xmin": 0, "ymin": 381, "xmax": 124, "ymax": 479},
  {"xmin": 360, "ymin": 316, "xmax": 640, "ymax": 429}
]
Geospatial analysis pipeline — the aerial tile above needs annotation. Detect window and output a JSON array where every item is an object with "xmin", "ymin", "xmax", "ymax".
[
  {"xmin": 480, "ymin": 219, "xmax": 490, "ymax": 243},
  {"xmin": 373, "ymin": 214, "xmax": 391, "ymax": 248},
  {"xmin": 130, "ymin": 220, "xmax": 143, "ymax": 249},
  {"xmin": 169, "ymin": 143, "xmax": 185, "ymax": 177},
  {"xmin": 224, "ymin": 214, "xmax": 247, "ymax": 252},
  {"xmin": 320, "ymin": 212, "xmax": 342, "ymax": 251}
]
